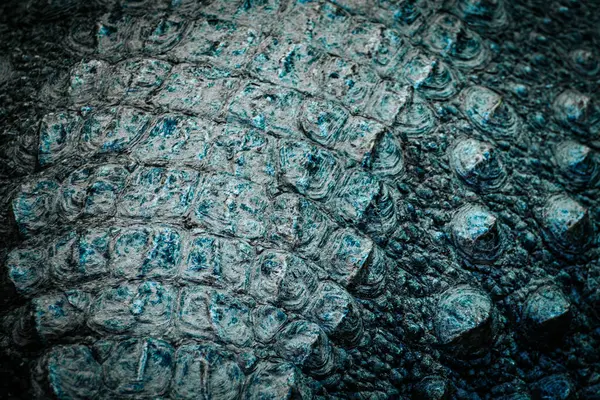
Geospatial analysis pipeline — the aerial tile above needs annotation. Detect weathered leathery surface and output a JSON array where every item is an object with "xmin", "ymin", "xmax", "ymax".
[{"xmin": 0, "ymin": 0, "xmax": 599, "ymax": 399}]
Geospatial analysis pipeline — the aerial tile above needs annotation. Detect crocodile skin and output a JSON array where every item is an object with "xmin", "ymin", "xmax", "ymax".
[{"xmin": 0, "ymin": 0, "xmax": 599, "ymax": 399}]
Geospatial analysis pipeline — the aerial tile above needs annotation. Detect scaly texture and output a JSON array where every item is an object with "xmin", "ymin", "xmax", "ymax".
[{"xmin": 0, "ymin": 0, "xmax": 599, "ymax": 399}]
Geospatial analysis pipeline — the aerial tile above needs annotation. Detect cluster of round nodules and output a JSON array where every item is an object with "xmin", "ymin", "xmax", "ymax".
[
  {"xmin": 450, "ymin": 138, "xmax": 507, "ymax": 192},
  {"xmin": 448, "ymin": 154, "xmax": 595, "ymax": 262}
]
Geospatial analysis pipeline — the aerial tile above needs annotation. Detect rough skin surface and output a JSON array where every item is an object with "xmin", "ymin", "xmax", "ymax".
[{"xmin": 0, "ymin": 0, "xmax": 599, "ymax": 399}]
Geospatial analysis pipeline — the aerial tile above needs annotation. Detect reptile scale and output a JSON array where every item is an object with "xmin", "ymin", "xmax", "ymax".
[{"xmin": 0, "ymin": 0, "xmax": 599, "ymax": 398}]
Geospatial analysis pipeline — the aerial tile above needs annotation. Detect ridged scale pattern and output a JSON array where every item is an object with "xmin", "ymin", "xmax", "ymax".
[{"xmin": 0, "ymin": 0, "xmax": 599, "ymax": 398}]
